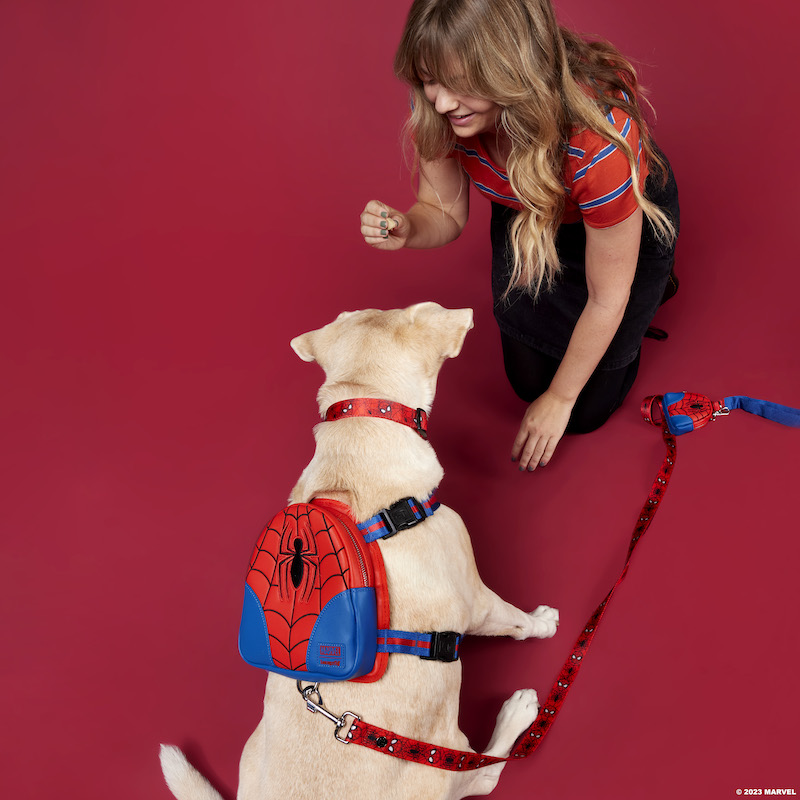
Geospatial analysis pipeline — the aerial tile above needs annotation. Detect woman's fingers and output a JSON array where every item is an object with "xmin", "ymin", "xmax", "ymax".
[
  {"xmin": 515, "ymin": 431, "xmax": 550, "ymax": 472},
  {"xmin": 512, "ymin": 392, "xmax": 573, "ymax": 472},
  {"xmin": 360, "ymin": 200, "xmax": 405, "ymax": 248},
  {"xmin": 538, "ymin": 437, "xmax": 559, "ymax": 468},
  {"xmin": 362, "ymin": 201, "xmax": 396, "ymax": 233}
]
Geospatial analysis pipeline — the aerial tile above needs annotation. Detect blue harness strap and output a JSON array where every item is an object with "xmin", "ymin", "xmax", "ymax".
[
  {"xmin": 377, "ymin": 629, "xmax": 461, "ymax": 662},
  {"xmin": 358, "ymin": 491, "xmax": 440, "ymax": 543},
  {"xmin": 724, "ymin": 396, "xmax": 800, "ymax": 427},
  {"xmin": 357, "ymin": 492, "xmax": 461, "ymax": 663}
]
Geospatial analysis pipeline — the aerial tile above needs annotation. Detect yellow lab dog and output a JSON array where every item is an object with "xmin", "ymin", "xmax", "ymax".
[{"xmin": 161, "ymin": 302, "xmax": 558, "ymax": 799}]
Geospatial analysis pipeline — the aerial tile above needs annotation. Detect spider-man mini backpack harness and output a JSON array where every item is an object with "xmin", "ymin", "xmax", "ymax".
[
  {"xmin": 240, "ymin": 391, "xmax": 798, "ymax": 770},
  {"xmin": 238, "ymin": 398, "xmax": 460, "ymax": 685}
]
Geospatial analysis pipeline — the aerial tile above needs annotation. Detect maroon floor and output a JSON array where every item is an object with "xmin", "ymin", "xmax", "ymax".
[{"xmin": 2, "ymin": 2, "xmax": 798, "ymax": 799}]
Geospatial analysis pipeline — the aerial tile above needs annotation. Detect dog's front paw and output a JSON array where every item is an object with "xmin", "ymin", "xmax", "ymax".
[{"xmin": 529, "ymin": 605, "xmax": 559, "ymax": 638}]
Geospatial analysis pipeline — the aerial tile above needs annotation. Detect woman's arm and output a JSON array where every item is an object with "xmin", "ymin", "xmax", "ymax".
[
  {"xmin": 361, "ymin": 156, "xmax": 469, "ymax": 250},
  {"xmin": 512, "ymin": 208, "xmax": 643, "ymax": 470}
]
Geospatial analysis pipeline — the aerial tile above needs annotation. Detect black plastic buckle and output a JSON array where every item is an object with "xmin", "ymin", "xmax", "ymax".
[
  {"xmin": 413, "ymin": 408, "xmax": 428, "ymax": 440},
  {"xmin": 378, "ymin": 497, "xmax": 422, "ymax": 538},
  {"xmin": 420, "ymin": 631, "xmax": 460, "ymax": 663}
]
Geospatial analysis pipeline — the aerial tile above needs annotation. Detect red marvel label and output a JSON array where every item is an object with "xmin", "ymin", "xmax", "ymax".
[{"xmin": 319, "ymin": 643, "xmax": 344, "ymax": 667}]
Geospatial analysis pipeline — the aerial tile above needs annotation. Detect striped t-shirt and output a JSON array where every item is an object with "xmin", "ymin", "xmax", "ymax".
[{"xmin": 449, "ymin": 103, "xmax": 648, "ymax": 228}]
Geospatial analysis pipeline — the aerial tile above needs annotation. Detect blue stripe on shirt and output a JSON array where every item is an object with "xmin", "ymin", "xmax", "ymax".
[
  {"xmin": 579, "ymin": 176, "xmax": 633, "ymax": 210},
  {"xmin": 473, "ymin": 179, "xmax": 518, "ymax": 203},
  {"xmin": 572, "ymin": 118, "xmax": 632, "ymax": 183},
  {"xmin": 453, "ymin": 144, "xmax": 509, "ymax": 181}
]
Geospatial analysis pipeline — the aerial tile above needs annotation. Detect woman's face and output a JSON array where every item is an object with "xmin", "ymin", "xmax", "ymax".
[{"xmin": 420, "ymin": 72, "xmax": 501, "ymax": 137}]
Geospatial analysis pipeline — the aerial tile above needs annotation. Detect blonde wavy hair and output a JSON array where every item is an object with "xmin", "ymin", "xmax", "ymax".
[{"xmin": 394, "ymin": 0, "xmax": 676, "ymax": 297}]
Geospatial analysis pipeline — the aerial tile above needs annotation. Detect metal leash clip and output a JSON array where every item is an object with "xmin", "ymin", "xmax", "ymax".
[
  {"xmin": 297, "ymin": 681, "xmax": 360, "ymax": 744},
  {"xmin": 712, "ymin": 405, "xmax": 731, "ymax": 420}
]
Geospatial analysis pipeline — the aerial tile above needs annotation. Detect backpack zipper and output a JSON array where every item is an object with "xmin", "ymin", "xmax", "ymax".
[{"xmin": 341, "ymin": 520, "xmax": 369, "ymax": 587}]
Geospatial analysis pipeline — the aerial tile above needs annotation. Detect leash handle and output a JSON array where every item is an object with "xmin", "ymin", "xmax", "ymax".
[{"xmin": 724, "ymin": 395, "xmax": 800, "ymax": 427}]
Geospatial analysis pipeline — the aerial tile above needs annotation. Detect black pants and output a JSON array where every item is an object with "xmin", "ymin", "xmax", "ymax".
[{"xmin": 501, "ymin": 332, "xmax": 641, "ymax": 434}]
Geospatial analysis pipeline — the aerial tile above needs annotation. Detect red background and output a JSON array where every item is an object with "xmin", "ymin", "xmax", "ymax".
[{"xmin": 2, "ymin": 1, "xmax": 798, "ymax": 798}]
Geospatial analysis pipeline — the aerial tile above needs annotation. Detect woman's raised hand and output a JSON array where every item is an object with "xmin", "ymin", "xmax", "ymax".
[{"xmin": 360, "ymin": 200, "xmax": 409, "ymax": 250}]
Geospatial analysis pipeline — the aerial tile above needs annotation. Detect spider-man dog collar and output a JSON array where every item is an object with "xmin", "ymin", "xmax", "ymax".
[
  {"xmin": 325, "ymin": 398, "xmax": 429, "ymax": 440},
  {"xmin": 326, "ymin": 398, "xmax": 441, "ymax": 541}
]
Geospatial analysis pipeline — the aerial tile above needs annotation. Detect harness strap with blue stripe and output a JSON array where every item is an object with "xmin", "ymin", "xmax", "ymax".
[
  {"xmin": 300, "ymin": 390, "xmax": 799, "ymax": 769},
  {"xmin": 326, "ymin": 397, "xmax": 460, "ymax": 664}
]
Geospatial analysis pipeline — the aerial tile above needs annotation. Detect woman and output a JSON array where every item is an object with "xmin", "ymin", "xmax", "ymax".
[{"xmin": 360, "ymin": 0, "xmax": 679, "ymax": 471}]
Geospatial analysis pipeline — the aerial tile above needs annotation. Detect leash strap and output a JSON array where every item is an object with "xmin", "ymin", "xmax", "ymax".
[
  {"xmin": 336, "ymin": 420, "xmax": 678, "ymax": 770},
  {"xmin": 308, "ymin": 389, "xmax": 796, "ymax": 770},
  {"xmin": 507, "ymin": 420, "xmax": 676, "ymax": 761},
  {"xmin": 325, "ymin": 398, "xmax": 429, "ymax": 440},
  {"xmin": 358, "ymin": 492, "xmax": 441, "ymax": 542}
]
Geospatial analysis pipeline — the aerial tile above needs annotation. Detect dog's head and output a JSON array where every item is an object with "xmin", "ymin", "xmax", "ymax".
[{"xmin": 290, "ymin": 302, "xmax": 474, "ymax": 411}]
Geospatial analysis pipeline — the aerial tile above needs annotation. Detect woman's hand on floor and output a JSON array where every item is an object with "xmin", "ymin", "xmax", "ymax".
[{"xmin": 512, "ymin": 391, "xmax": 574, "ymax": 471}]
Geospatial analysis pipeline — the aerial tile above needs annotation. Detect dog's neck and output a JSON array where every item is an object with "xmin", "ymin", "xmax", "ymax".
[
  {"xmin": 316, "ymin": 381, "xmax": 435, "ymax": 420},
  {"xmin": 289, "ymin": 385, "xmax": 443, "ymax": 522},
  {"xmin": 324, "ymin": 398, "xmax": 428, "ymax": 440}
]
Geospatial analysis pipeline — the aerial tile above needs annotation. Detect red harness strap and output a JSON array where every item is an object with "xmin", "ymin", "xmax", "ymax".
[
  {"xmin": 316, "ymin": 419, "xmax": 678, "ymax": 769},
  {"xmin": 325, "ymin": 398, "xmax": 429, "ymax": 440}
]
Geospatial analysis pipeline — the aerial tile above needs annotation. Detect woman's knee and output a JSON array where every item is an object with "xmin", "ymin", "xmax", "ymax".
[
  {"xmin": 500, "ymin": 335, "xmax": 556, "ymax": 402},
  {"xmin": 566, "ymin": 402, "xmax": 615, "ymax": 434},
  {"xmin": 566, "ymin": 355, "xmax": 641, "ymax": 434}
]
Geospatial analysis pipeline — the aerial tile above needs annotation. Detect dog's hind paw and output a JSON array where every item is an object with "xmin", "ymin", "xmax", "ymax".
[{"xmin": 529, "ymin": 605, "xmax": 559, "ymax": 638}]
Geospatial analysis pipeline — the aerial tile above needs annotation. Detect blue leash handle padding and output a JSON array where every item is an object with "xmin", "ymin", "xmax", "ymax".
[{"xmin": 724, "ymin": 396, "xmax": 800, "ymax": 427}]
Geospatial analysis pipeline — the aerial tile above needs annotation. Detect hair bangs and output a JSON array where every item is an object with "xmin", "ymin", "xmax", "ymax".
[{"xmin": 395, "ymin": 5, "xmax": 490, "ymax": 98}]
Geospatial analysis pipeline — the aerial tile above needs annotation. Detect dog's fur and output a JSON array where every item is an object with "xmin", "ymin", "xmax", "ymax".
[{"xmin": 161, "ymin": 302, "xmax": 558, "ymax": 799}]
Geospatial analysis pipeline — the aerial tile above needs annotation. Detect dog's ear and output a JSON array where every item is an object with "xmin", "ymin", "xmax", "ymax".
[
  {"xmin": 290, "ymin": 310, "xmax": 364, "ymax": 364},
  {"xmin": 443, "ymin": 307, "xmax": 474, "ymax": 358},
  {"xmin": 290, "ymin": 331, "xmax": 317, "ymax": 363},
  {"xmin": 406, "ymin": 303, "xmax": 474, "ymax": 360},
  {"xmin": 405, "ymin": 301, "xmax": 444, "ymax": 322},
  {"xmin": 440, "ymin": 308, "xmax": 474, "ymax": 359}
]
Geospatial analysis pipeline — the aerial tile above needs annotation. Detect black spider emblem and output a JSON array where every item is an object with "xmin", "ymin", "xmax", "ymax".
[{"xmin": 278, "ymin": 528, "xmax": 317, "ymax": 603}]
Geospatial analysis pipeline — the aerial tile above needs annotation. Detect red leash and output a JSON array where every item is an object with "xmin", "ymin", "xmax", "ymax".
[
  {"xmin": 300, "ymin": 389, "xmax": 798, "ymax": 768},
  {"xmin": 299, "ymin": 414, "xmax": 678, "ymax": 770}
]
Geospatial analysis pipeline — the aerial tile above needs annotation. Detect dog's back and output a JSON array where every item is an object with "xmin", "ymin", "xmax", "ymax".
[{"xmin": 161, "ymin": 305, "xmax": 553, "ymax": 800}]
